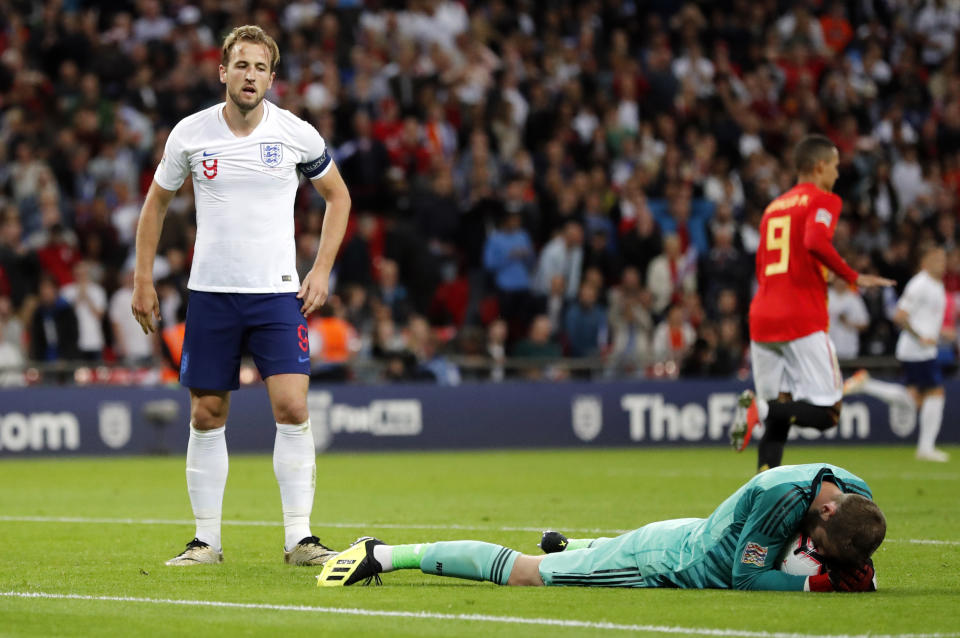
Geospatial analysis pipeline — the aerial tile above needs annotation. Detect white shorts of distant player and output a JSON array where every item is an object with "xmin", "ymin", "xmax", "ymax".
[{"xmin": 751, "ymin": 331, "xmax": 843, "ymax": 406}]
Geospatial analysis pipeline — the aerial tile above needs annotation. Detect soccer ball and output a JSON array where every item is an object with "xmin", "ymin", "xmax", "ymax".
[
  {"xmin": 778, "ymin": 532, "xmax": 879, "ymax": 590},
  {"xmin": 778, "ymin": 532, "xmax": 827, "ymax": 576}
]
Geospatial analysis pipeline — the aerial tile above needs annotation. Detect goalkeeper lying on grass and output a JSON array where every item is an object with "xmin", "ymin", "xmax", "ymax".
[{"xmin": 318, "ymin": 463, "xmax": 883, "ymax": 592}]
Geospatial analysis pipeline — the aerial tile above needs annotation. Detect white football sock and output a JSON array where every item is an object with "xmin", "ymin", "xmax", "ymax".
[
  {"xmin": 274, "ymin": 420, "xmax": 316, "ymax": 551},
  {"xmin": 862, "ymin": 378, "xmax": 916, "ymax": 411},
  {"xmin": 373, "ymin": 544, "xmax": 395, "ymax": 572},
  {"xmin": 186, "ymin": 423, "xmax": 228, "ymax": 552},
  {"xmin": 918, "ymin": 395, "xmax": 945, "ymax": 454}
]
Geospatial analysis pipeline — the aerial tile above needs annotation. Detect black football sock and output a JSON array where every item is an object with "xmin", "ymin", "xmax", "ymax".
[
  {"xmin": 758, "ymin": 417, "xmax": 789, "ymax": 471},
  {"xmin": 758, "ymin": 402, "xmax": 838, "ymax": 471},
  {"xmin": 767, "ymin": 401, "xmax": 838, "ymax": 431}
]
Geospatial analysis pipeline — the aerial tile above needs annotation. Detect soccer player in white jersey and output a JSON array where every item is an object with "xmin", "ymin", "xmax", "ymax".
[
  {"xmin": 892, "ymin": 245, "xmax": 951, "ymax": 461},
  {"xmin": 130, "ymin": 25, "xmax": 352, "ymax": 565},
  {"xmin": 847, "ymin": 245, "xmax": 952, "ymax": 462}
]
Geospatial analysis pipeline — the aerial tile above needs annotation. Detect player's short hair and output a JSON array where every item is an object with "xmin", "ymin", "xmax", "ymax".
[
  {"xmin": 824, "ymin": 493, "xmax": 886, "ymax": 566},
  {"xmin": 793, "ymin": 134, "xmax": 837, "ymax": 174},
  {"xmin": 918, "ymin": 241, "xmax": 945, "ymax": 261},
  {"xmin": 221, "ymin": 25, "xmax": 280, "ymax": 73}
]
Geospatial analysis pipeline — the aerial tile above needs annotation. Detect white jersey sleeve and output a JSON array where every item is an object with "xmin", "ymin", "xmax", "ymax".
[
  {"xmin": 896, "ymin": 276, "xmax": 922, "ymax": 318},
  {"xmin": 846, "ymin": 291, "xmax": 869, "ymax": 326},
  {"xmin": 154, "ymin": 123, "xmax": 191, "ymax": 191},
  {"xmin": 895, "ymin": 271, "xmax": 946, "ymax": 361},
  {"xmin": 828, "ymin": 289, "xmax": 869, "ymax": 359},
  {"xmin": 294, "ymin": 120, "xmax": 333, "ymax": 180}
]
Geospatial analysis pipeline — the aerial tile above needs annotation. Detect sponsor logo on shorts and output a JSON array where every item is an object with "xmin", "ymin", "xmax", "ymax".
[
  {"xmin": 741, "ymin": 542, "xmax": 768, "ymax": 567},
  {"xmin": 298, "ymin": 356, "xmax": 310, "ymax": 363}
]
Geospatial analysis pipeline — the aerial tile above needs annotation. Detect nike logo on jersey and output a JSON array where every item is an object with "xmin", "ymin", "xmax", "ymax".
[
  {"xmin": 298, "ymin": 356, "xmax": 310, "ymax": 363},
  {"xmin": 203, "ymin": 150, "xmax": 219, "ymax": 157}
]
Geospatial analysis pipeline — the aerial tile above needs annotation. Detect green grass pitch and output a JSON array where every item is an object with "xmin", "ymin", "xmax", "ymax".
[{"xmin": 0, "ymin": 445, "xmax": 957, "ymax": 637}]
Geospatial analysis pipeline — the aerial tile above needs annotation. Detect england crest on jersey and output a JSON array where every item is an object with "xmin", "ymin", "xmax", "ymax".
[{"xmin": 260, "ymin": 142, "xmax": 283, "ymax": 167}]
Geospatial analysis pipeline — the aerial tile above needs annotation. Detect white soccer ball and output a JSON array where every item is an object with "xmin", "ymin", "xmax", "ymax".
[
  {"xmin": 778, "ymin": 532, "xmax": 879, "ymax": 590},
  {"xmin": 778, "ymin": 533, "xmax": 827, "ymax": 576}
]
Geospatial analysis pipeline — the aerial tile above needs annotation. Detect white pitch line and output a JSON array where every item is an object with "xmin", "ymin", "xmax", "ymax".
[
  {"xmin": 0, "ymin": 515, "xmax": 624, "ymax": 535},
  {"xmin": 0, "ymin": 515, "xmax": 957, "ymax": 546},
  {"xmin": 1, "ymin": 591, "xmax": 957, "ymax": 638}
]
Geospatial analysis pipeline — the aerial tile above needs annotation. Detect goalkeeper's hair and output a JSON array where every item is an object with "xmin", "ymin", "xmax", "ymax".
[
  {"xmin": 793, "ymin": 134, "xmax": 837, "ymax": 174},
  {"xmin": 825, "ymin": 493, "xmax": 886, "ymax": 566},
  {"xmin": 221, "ymin": 25, "xmax": 280, "ymax": 73}
]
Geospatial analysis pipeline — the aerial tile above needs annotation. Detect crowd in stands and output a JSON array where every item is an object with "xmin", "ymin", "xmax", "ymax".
[{"xmin": 2, "ymin": 0, "xmax": 960, "ymax": 385}]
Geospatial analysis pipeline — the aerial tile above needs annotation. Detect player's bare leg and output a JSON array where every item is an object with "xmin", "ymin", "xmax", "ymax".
[
  {"xmin": 265, "ymin": 373, "xmax": 336, "ymax": 565},
  {"xmin": 506, "ymin": 554, "xmax": 546, "ymax": 586},
  {"xmin": 166, "ymin": 390, "xmax": 230, "ymax": 565}
]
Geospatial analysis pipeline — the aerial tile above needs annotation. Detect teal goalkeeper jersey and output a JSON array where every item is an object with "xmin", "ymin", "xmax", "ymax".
[{"xmin": 645, "ymin": 464, "xmax": 873, "ymax": 591}]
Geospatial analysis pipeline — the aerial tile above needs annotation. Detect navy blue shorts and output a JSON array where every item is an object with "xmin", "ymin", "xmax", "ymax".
[
  {"xmin": 180, "ymin": 292, "xmax": 309, "ymax": 391},
  {"xmin": 901, "ymin": 359, "xmax": 943, "ymax": 390}
]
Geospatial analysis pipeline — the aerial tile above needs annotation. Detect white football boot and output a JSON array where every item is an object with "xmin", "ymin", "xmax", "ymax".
[{"xmin": 165, "ymin": 538, "xmax": 223, "ymax": 566}]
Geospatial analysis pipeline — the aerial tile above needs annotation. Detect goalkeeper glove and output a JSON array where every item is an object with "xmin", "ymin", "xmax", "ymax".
[{"xmin": 808, "ymin": 559, "xmax": 875, "ymax": 592}]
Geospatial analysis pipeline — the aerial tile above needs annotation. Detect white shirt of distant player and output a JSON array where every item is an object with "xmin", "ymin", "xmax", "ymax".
[
  {"xmin": 895, "ymin": 270, "xmax": 946, "ymax": 362},
  {"xmin": 109, "ymin": 287, "xmax": 154, "ymax": 361},
  {"xmin": 828, "ymin": 286, "xmax": 869, "ymax": 360},
  {"xmin": 61, "ymin": 281, "xmax": 107, "ymax": 352},
  {"xmin": 154, "ymin": 100, "xmax": 331, "ymax": 293}
]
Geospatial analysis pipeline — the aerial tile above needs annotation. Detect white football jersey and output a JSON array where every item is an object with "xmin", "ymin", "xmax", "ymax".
[
  {"xmin": 154, "ymin": 100, "xmax": 332, "ymax": 293},
  {"xmin": 895, "ymin": 270, "xmax": 946, "ymax": 361},
  {"xmin": 828, "ymin": 287, "xmax": 869, "ymax": 360}
]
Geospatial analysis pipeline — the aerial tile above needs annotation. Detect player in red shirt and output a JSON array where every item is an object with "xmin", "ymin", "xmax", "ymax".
[{"xmin": 731, "ymin": 135, "xmax": 894, "ymax": 471}]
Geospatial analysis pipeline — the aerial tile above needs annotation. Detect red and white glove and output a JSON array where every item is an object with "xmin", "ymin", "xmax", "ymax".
[{"xmin": 808, "ymin": 560, "xmax": 876, "ymax": 592}]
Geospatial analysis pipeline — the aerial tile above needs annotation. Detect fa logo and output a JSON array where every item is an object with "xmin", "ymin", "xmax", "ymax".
[
  {"xmin": 260, "ymin": 142, "xmax": 283, "ymax": 167},
  {"xmin": 202, "ymin": 158, "xmax": 218, "ymax": 179}
]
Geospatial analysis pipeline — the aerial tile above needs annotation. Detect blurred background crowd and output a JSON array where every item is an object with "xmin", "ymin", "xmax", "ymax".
[{"xmin": 2, "ymin": 0, "xmax": 960, "ymax": 385}]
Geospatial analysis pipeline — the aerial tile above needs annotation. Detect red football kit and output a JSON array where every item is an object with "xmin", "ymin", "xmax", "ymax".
[{"xmin": 749, "ymin": 182, "xmax": 859, "ymax": 343}]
